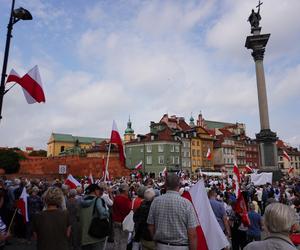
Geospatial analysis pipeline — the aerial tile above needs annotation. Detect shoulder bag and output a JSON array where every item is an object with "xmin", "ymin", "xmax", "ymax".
[
  {"xmin": 88, "ymin": 198, "xmax": 110, "ymax": 238},
  {"xmin": 122, "ymin": 198, "xmax": 136, "ymax": 232}
]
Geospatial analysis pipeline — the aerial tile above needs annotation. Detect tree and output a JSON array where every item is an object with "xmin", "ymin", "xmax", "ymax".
[{"xmin": 0, "ymin": 148, "xmax": 25, "ymax": 174}]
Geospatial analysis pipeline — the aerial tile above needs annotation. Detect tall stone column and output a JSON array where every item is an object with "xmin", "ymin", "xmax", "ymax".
[{"xmin": 245, "ymin": 29, "xmax": 280, "ymax": 178}]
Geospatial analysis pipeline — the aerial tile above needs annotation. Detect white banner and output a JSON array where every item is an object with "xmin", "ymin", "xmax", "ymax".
[{"xmin": 250, "ymin": 172, "xmax": 273, "ymax": 186}]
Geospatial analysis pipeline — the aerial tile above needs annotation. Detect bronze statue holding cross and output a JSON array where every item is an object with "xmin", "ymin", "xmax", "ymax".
[{"xmin": 248, "ymin": 0, "xmax": 263, "ymax": 30}]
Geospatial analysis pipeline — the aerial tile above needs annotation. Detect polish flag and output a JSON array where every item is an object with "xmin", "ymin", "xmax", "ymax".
[
  {"xmin": 65, "ymin": 174, "xmax": 81, "ymax": 189},
  {"xmin": 134, "ymin": 161, "xmax": 143, "ymax": 170},
  {"xmin": 88, "ymin": 172, "xmax": 94, "ymax": 184},
  {"xmin": 288, "ymin": 166, "xmax": 295, "ymax": 174},
  {"xmin": 206, "ymin": 148, "xmax": 212, "ymax": 160},
  {"xmin": 6, "ymin": 68, "xmax": 21, "ymax": 83},
  {"xmin": 245, "ymin": 164, "xmax": 253, "ymax": 173},
  {"xmin": 233, "ymin": 163, "xmax": 241, "ymax": 197},
  {"xmin": 16, "ymin": 187, "xmax": 29, "ymax": 223},
  {"xmin": 110, "ymin": 120, "xmax": 126, "ymax": 167},
  {"xmin": 182, "ymin": 180, "xmax": 229, "ymax": 250},
  {"xmin": 6, "ymin": 69, "xmax": 35, "ymax": 104},
  {"xmin": 6, "ymin": 66, "xmax": 45, "ymax": 103},
  {"xmin": 283, "ymin": 150, "xmax": 291, "ymax": 162},
  {"xmin": 234, "ymin": 193, "xmax": 250, "ymax": 227},
  {"xmin": 162, "ymin": 167, "xmax": 167, "ymax": 177}
]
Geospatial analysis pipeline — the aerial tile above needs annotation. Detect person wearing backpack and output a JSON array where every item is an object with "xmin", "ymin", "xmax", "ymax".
[{"xmin": 80, "ymin": 184, "xmax": 109, "ymax": 250}]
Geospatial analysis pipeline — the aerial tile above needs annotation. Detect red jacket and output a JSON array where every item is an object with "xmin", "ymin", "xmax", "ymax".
[{"xmin": 112, "ymin": 195, "xmax": 131, "ymax": 223}]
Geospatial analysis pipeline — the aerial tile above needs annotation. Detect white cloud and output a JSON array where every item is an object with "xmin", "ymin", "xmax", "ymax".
[{"xmin": 0, "ymin": 0, "xmax": 299, "ymax": 149}]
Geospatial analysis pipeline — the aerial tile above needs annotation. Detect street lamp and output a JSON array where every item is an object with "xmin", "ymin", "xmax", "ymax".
[{"xmin": 0, "ymin": 0, "xmax": 32, "ymax": 121}]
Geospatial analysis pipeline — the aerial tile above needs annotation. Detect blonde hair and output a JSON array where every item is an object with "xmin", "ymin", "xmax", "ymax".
[
  {"xmin": 43, "ymin": 187, "xmax": 64, "ymax": 207},
  {"xmin": 264, "ymin": 203, "xmax": 298, "ymax": 234}
]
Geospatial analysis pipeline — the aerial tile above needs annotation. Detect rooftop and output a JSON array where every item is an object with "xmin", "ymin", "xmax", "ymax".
[{"xmin": 49, "ymin": 133, "xmax": 107, "ymax": 144}]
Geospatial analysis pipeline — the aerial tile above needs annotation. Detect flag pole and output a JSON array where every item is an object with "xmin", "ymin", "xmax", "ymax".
[
  {"xmin": 105, "ymin": 143, "xmax": 112, "ymax": 181},
  {"xmin": 7, "ymin": 208, "xmax": 18, "ymax": 233}
]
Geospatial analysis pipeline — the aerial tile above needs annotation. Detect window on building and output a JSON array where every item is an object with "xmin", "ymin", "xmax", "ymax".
[
  {"xmin": 151, "ymin": 135, "xmax": 155, "ymax": 141},
  {"xmin": 187, "ymin": 159, "xmax": 190, "ymax": 167},
  {"xmin": 197, "ymin": 141, "xmax": 200, "ymax": 146},
  {"xmin": 175, "ymin": 156, "xmax": 180, "ymax": 164},
  {"xmin": 140, "ymin": 148, "xmax": 144, "ymax": 153},
  {"xmin": 146, "ymin": 156, "xmax": 152, "ymax": 164},
  {"xmin": 158, "ymin": 145, "xmax": 164, "ymax": 152},
  {"xmin": 175, "ymin": 145, "xmax": 180, "ymax": 152},
  {"xmin": 170, "ymin": 145, "xmax": 175, "ymax": 152},
  {"xmin": 197, "ymin": 150, "xmax": 200, "ymax": 156},
  {"xmin": 146, "ymin": 145, "xmax": 152, "ymax": 153},
  {"xmin": 192, "ymin": 149, "xmax": 196, "ymax": 157},
  {"xmin": 192, "ymin": 141, "xmax": 195, "ymax": 146},
  {"xmin": 158, "ymin": 155, "xmax": 164, "ymax": 164},
  {"xmin": 60, "ymin": 146, "xmax": 65, "ymax": 152},
  {"xmin": 171, "ymin": 156, "xmax": 175, "ymax": 164}
]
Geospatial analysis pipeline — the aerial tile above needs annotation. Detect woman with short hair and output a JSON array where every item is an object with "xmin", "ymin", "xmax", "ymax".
[
  {"xmin": 33, "ymin": 187, "xmax": 71, "ymax": 250},
  {"xmin": 244, "ymin": 203, "xmax": 298, "ymax": 250}
]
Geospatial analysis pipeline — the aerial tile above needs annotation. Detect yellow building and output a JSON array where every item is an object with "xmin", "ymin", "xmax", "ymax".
[
  {"xmin": 47, "ymin": 133, "xmax": 106, "ymax": 157},
  {"xmin": 190, "ymin": 126, "xmax": 214, "ymax": 173}
]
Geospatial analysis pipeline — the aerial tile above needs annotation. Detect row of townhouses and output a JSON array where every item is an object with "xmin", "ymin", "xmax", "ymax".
[{"xmin": 46, "ymin": 113, "xmax": 300, "ymax": 176}]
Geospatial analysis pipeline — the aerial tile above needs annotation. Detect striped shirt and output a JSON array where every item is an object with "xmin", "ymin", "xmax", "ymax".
[
  {"xmin": 0, "ymin": 216, "xmax": 6, "ymax": 246},
  {"xmin": 147, "ymin": 190, "xmax": 199, "ymax": 245}
]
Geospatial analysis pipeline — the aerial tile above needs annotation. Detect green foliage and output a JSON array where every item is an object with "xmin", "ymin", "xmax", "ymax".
[
  {"xmin": 0, "ymin": 148, "xmax": 25, "ymax": 174},
  {"xmin": 28, "ymin": 149, "xmax": 47, "ymax": 157}
]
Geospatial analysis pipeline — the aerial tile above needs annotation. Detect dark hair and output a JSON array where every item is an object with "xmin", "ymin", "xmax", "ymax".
[
  {"xmin": 86, "ymin": 184, "xmax": 101, "ymax": 194},
  {"xmin": 166, "ymin": 174, "xmax": 180, "ymax": 190}
]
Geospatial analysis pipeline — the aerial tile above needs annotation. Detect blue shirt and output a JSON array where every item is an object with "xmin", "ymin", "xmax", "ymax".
[
  {"xmin": 209, "ymin": 198, "xmax": 226, "ymax": 230},
  {"xmin": 247, "ymin": 211, "xmax": 261, "ymax": 236}
]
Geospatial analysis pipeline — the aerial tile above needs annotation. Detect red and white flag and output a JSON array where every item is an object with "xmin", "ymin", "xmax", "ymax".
[
  {"xmin": 233, "ymin": 162, "xmax": 241, "ymax": 197},
  {"xmin": 65, "ymin": 174, "xmax": 81, "ymax": 189},
  {"xmin": 134, "ymin": 161, "xmax": 143, "ymax": 170},
  {"xmin": 6, "ymin": 68, "xmax": 21, "ymax": 83},
  {"xmin": 288, "ymin": 166, "xmax": 295, "ymax": 174},
  {"xmin": 234, "ymin": 193, "xmax": 250, "ymax": 227},
  {"xmin": 162, "ymin": 167, "xmax": 167, "ymax": 177},
  {"xmin": 88, "ymin": 172, "xmax": 94, "ymax": 184},
  {"xmin": 6, "ymin": 66, "xmax": 45, "ymax": 103},
  {"xmin": 206, "ymin": 148, "xmax": 212, "ymax": 160},
  {"xmin": 245, "ymin": 164, "xmax": 253, "ymax": 173},
  {"xmin": 283, "ymin": 150, "xmax": 291, "ymax": 162},
  {"xmin": 110, "ymin": 120, "xmax": 126, "ymax": 167},
  {"xmin": 182, "ymin": 180, "xmax": 229, "ymax": 250},
  {"xmin": 16, "ymin": 187, "xmax": 29, "ymax": 223}
]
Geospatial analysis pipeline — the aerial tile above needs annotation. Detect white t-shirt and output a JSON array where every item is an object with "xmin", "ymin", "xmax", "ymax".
[{"xmin": 256, "ymin": 188, "xmax": 262, "ymax": 201}]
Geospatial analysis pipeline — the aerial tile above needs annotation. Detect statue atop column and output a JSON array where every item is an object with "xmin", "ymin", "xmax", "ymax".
[{"xmin": 248, "ymin": 0, "xmax": 263, "ymax": 34}]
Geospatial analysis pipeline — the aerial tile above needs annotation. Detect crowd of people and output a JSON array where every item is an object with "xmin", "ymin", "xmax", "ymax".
[{"xmin": 0, "ymin": 172, "xmax": 299, "ymax": 250}]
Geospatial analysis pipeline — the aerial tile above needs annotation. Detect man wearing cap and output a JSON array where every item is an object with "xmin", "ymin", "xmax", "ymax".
[
  {"xmin": 147, "ymin": 174, "xmax": 198, "ymax": 250},
  {"xmin": 112, "ymin": 183, "xmax": 131, "ymax": 249}
]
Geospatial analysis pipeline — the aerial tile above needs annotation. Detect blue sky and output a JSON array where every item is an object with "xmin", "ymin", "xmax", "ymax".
[{"xmin": 0, "ymin": 0, "xmax": 299, "ymax": 150}]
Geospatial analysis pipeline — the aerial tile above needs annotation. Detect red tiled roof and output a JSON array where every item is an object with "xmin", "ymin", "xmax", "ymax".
[
  {"xmin": 126, "ymin": 126, "xmax": 177, "ymax": 144},
  {"xmin": 219, "ymin": 128, "xmax": 234, "ymax": 137},
  {"xmin": 160, "ymin": 114, "xmax": 191, "ymax": 132}
]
